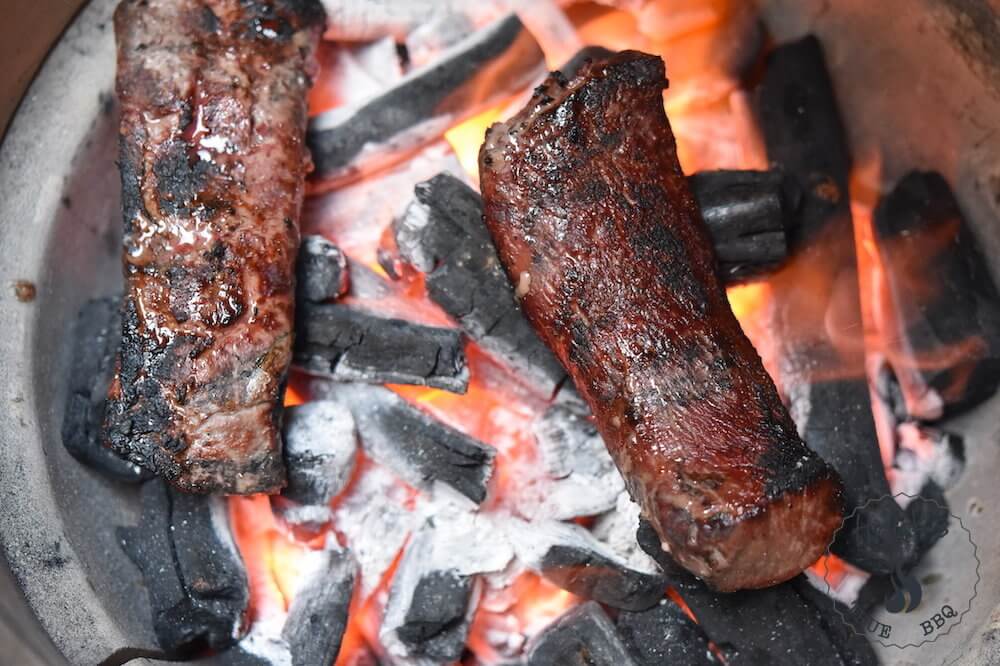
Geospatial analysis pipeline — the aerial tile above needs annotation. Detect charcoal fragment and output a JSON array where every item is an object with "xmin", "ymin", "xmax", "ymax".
[
  {"xmin": 281, "ymin": 400, "xmax": 358, "ymax": 507},
  {"xmin": 525, "ymin": 601, "xmax": 636, "ymax": 666},
  {"xmin": 118, "ymin": 480, "xmax": 248, "ymax": 652},
  {"xmin": 295, "ymin": 303, "xmax": 468, "ymax": 393},
  {"xmin": 296, "ymin": 235, "xmax": 347, "ymax": 303},
  {"xmin": 616, "ymin": 599, "xmax": 714, "ymax": 666}
]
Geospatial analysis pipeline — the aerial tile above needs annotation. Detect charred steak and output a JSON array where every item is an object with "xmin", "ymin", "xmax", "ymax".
[
  {"xmin": 479, "ymin": 51, "xmax": 843, "ymax": 591},
  {"xmin": 105, "ymin": 0, "xmax": 325, "ymax": 493}
]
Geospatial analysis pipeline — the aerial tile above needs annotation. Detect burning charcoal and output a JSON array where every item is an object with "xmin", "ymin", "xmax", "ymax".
[
  {"xmin": 508, "ymin": 517, "xmax": 667, "ymax": 611},
  {"xmin": 283, "ymin": 545, "xmax": 356, "ymax": 666},
  {"xmin": 308, "ymin": 14, "xmax": 545, "ymax": 187},
  {"xmin": 118, "ymin": 480, "xmax": 248, "ymax": 652},
  {"xmin": 297, "ymin": 235, "xmax": 348, "ymax": 303},
  {"xmin": 380, "ymin": 514, "xmax": 492, "ymax": 663},
  {"xmin": 689, "ymin": 168, "xmax": 795, "ymax": 283},
  {"xmin": 525, "ymin": 601, "xmax": 636, "ymax": 666},
  {"xmin": 616, "ymin": 599, "xmax": 714, "ymax": 666},
  {"xmin": 320, "ymin": 383, "xmax": 495, "ymax": 504},
  {"xmin": 636, "ymin": 522, "xmax": 877, "ymax": 665},
  {"xmin": 517, "ymin": 404, "xmax": 624, "ymax": 520},
  {"xmin": 394, "ymin": 172, "xmax": 567, "ymax": 397},
  {"xmin": 873, "ymin": 171, "xmax": 1000, "ymax": 419},
  {"xmin": 754, "ymin": 35, "xmax": 916, "ymax": 575},
  {"xmin": 894, "ymin": 422, "xmax": 965, "ymax": 498},
  {"xmin": 329, "ymin": 462, "xmax": 417, "ymax": 598},
  {"xmin": 592, "ymin": 493, "xmax": 664, "ymax": 577},
  {"xmin": 210, "ymin": 544, "xmax": 356, "ymax": 666},
  {"xmin": 295, "ymin": 303, "xmax": 468, "ymax": 393},
  {"xmin": 61, "ymin": 296, "xmax": 149, "ymax": 482},
  {"xmin": 282, "ymin": 401, "xmax": 358, "ymax": 506},
  {"xmin": 380, "ymin": 503, "xmax": 514, "ymax": 661}
]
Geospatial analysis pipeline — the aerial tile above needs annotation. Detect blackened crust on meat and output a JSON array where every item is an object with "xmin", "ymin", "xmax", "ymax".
[
  {"xmin": 105, "ymin": 0, "xmax": 325, "ymax": 494},
  {"xmin": 480, "ymin": 51, "xmax": 843, "ymax": 591}
]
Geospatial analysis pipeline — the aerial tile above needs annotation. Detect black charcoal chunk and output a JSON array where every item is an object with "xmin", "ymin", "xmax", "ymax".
[
  {"xmin": 295, "ymin": 303, "xmax": 468, "ymax": 393},
  {"xmin": 62, "ymin": 296, "xmax": 150, "ymax": 482},
  {"xmin": 637, "ymin": 519, "xmax": 877, "ymax": 666},
  {"xmin": 689, "ymin": 169, "xmax": 795, "ymax": 283},
  {"xmin": 308, "ymin": 14, "xmax": 545, "ymax": 186},
  {"xmin": 616, "ymin": 599, "xmax": 714, "ymax": 666},
  {"xmin": 118, "ymin": 480, "xmax": 248, "ymax": 652},
  {"xmin": 395, "ymin": 172, "xmax": 567, "ymax": 397},
  {"xmin": 381, "ymin": 523, "xmax": 476, "ymax": 663},
  {"xmin": 297, "ymin": 235, "xmax": 348, "ymax": 303},
  {"xmin": 755, "ymin": 36, "xmax": 914, "ymax": 575},
  {"xmin": 789, "ymin": 379, "xmax": 916, "ymax": 574},
  {"xmin": 322, "ymin": 383, "xmax": 495, "ymax": 503},
  {"xmin": 283, "ymin": 547, "xmax": 356, "ymax": 666},
  {"xmin": 510, "ymin": 517, "xmax": 666, "ymax": 611},
  {"xmin": 282, "ymin": 401, "xmax": 358, "ymax": 507},
  {"xmin": 873, "ymin": 171, "xmax": 1000, "ymax": 418},
  {"xmin": 903, "ymin": 480, "xmax": 951, "ymax": 564},
  {"xmin": 525, "ymin": 601, "xmax": 636, "ymax": 666}
]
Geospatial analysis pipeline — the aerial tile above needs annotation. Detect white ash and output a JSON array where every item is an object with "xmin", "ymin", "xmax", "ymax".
[
  {"xmin": 592, "ymin": 492, "xmax": 664, "ymax": 576},
  {"xmin": 515, "ymin": 404, "xmax": 624, "ymax": 521},
  {"xmin": 282, "ymin": 400, "xmax": 358, "ymax": 507},
  {"xmin": 331, "ymin": 463, "xmax": 417, "ymax": 598},
  {"xmin": 272, "ymin": 500, "xmax": 333, "ymax": 530},
  {"xmin": 892, "ymin": 422, "xmax": 965, "ymax": 506},
  {"xmin": 405, "ymin": 12, "xmax": 477, "ymax": 69}
]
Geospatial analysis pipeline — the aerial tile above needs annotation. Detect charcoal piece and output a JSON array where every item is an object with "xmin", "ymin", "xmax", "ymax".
[
  {"xmin": 381, "ymin": 523, "xmax": 476, "ymax": 663},
  {"xmin": 637, "ymin": 519, "xmax": 877, "ymax": 666},
  {"xmin": 755, "ymin": 36, "xmax": 915, "ymax": 575},
  {"xmin": 395, "ymin": 172, "xmax": 567, "ymax": 397},
  {"xmin": 790, "ymin": 379, "xmax": 916, "ymax": 574},
  {"xmin": 295, "ymin": 303, "xmax": 468, "ymax": 393},
  {"xmin": 525, "ymin": 601, "xmax": 636, "ymax": 666},
  {"xmin": 297, "ymin": 235, "xmax": 348, "ymax": 303},
  {"xmin": 518, "ymin": 404, "xmax": 624, "ymax": 520},
  {"xmin": 282, "ymin": 401, "xmax": 358, "ymax": 506},
  {"xmin": 118, "ymin": 480, "xmax": 248, "ymax": 652},
  {"xmin": 283, "ymin": 547, "xmax": 356, "ymax": 666},
  {"xmin": 873, "ymin": 171, "xmax": 1000, "ymax": 418},
  {"xmin": 616, "ymin": 599, "xmax": 714, "ymax": 666},
  {"xmin": 61, "ymin": 296, "xmax": 150, "ymax": 482},
  {"xmin": 510, "ymin": 517, "xmax": 666, "ymax": 612},
  {"xmin": 322, "ymin": 383, "xmax": 495, "ymax": 504},
  {"xmin": 308, "ymin": 14, "xmax": 545, "ymax": 186},
  {"xmin": 592, "ymin": 493, "xmax": 665, "ymax": 578},
  {"xmin": 688, "ymin": 168, "xmax": 795, "ymax": 283}
]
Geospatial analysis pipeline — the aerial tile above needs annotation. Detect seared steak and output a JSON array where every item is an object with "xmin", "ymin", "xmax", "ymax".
[
  {"xmin": 479, "ymin": 51, "xmax": 843, "ymax": 591},
  {"xmin": 105, "ymin": 0, "xmax": 325, "ymax": 493}
]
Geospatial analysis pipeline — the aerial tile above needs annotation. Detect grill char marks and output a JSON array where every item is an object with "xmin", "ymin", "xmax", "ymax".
[
  {"xmin": 479, "ymin": 51, "xmax": 844, "ymax": 591},
  {"xmin": 106, "ymin": 0, "xmax": 324, "ymax": 494}
]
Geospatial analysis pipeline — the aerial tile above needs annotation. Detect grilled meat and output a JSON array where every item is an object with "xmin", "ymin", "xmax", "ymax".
[
  {"xmin": 105, "ymin": 0, "xmax": 325, "ymax": 493},
  {"xmin": 479, "ymin": 51, "xmax": 843, "ymax": 591}
]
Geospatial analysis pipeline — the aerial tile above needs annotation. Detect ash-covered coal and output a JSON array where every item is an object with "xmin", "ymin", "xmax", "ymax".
[
  {"xmin": 282, "ymin": 400, "xmax": 358, "ymax": 507},
  {"xmin": 525, "ymin": 601, "xmax": 636, "ymax": 666},
  {"xmin": 118, "ymin": 480, "xmax": 248, "ymax": 653},
  {"xmin": 308, "ymin": 14, "xmax": 545, "ymax": 187},
  {"xmin": 318, "ymin": 382, "xmax": 495, "ymax": 504},
  {"xmin": 296, "ymin": 235, "xmax": 348, "ymax": 304}
]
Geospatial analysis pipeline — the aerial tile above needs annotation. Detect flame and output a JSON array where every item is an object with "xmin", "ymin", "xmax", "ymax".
[{"xmin": 445, "ymin": 105, "xmax": 505, "ymax": 183}]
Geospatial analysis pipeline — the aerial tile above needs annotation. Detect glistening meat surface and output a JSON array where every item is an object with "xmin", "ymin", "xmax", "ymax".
[
  {"xmin": 479, "ymin": 51, "xmax": 843, "ymax": 591},
  {"xmin": 105, "ymin": 0, "xmax": 324, "ymax": 493}
]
